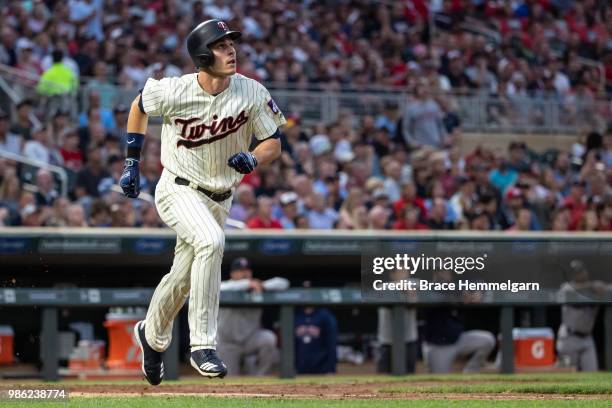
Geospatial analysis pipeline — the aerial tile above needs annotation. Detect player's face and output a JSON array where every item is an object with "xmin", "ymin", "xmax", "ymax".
[{"xmin": 209, "ymin": 37, "xmax": 237, "ymax": 76}]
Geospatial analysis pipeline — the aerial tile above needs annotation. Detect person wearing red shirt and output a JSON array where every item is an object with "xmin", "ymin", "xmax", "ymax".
[
  {"xmin": 393, "ymin": 181, "xmax": 426, "ymax": 220},
  {"xmin": 247, "ymin": 196, "xmax": 283, "ymax": 229},
  {"xmin": 563, "ymin": 179, "xmax": 588, "ymax": 230},
  {"xmin": 393, "ymin": 204, "xmax": 429, "ymax": 231},
  {"xmin": 59, "ymin": 128, "xmax": 83, "ymax": 171}
]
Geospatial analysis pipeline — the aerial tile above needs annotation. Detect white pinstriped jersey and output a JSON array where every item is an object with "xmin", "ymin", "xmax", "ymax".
[{"xmin": 141, "ymin": 73, "xmax": 286, "ymax": 192}]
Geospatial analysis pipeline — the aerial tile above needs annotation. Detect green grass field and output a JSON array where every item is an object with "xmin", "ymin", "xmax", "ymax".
[
  {"xmin": 1, "ymin": 373, "xmax": 610, "ymax": 407},
  {"xmin": 5, "ymin": 398, "xmax": 610, "ymax": 408}
]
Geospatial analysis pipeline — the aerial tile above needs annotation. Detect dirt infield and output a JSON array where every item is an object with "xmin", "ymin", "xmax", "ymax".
[
  {"xmin": 54, "ymin": 381, "xmax": 609, "ymax": 400},
  {"xmin": 2, "ymin": 373, "xmax": 611, "ymax": 402}
]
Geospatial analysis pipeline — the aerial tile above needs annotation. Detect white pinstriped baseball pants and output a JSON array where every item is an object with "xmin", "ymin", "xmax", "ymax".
[{"xmin": 144, "ymin": 169, "xmax": 231, "ymax": 352}]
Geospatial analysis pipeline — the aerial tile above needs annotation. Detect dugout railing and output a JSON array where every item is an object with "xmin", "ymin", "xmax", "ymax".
[
  {"xmin": 0, "ymin": 288, "xmax": 611, "ymax": 381},
  {"xmin": 1, "ymin": 229, "xmax": 611, "ymax": 380}
]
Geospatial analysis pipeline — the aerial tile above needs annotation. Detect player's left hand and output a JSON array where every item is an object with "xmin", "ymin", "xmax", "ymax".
[
  {"xmin": 227, "ymin": 152, "xmax": 258, "ymax": 174},
  {"xmin": 119, "ymin": 158, "xmax": 141, "ymax": 198}
]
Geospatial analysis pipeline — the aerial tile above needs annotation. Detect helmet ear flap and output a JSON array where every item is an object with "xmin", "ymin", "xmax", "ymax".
[{"xmin": 196, "ymin": 54, "xmax": 212, "ymax": 69}]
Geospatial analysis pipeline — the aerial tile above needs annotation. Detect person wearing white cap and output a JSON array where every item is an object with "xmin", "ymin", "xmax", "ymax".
[{"xmin": 278, "ymin": 191, "xmax": 299, "ymax": 229}]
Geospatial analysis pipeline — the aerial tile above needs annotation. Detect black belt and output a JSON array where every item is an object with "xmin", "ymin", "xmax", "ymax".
[
  {"xmin": 174, "ymin": 177, "xmax": 232, "ymax": 202},
  {"xmin": 567, "ymin": 328, "xmax": 590, "ymax": 338}
]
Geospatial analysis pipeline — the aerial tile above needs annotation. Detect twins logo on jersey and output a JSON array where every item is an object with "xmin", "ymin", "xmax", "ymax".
[
  {"xmin": 175, "ymin": 111, "xmax": 248, "ymax": 148},
  {"xmin": 267, "ymin": 99, "xmax": 280, "ymax": 114}
]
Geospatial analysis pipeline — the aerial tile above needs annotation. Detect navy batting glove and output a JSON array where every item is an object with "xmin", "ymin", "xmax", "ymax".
[
  {"xmin": 227, "ymin": 152, "xmax": 258, "ymax": 174},
  {"xmin": 119, "ymin": 158, "xmax": 141, "ymax": 198}
]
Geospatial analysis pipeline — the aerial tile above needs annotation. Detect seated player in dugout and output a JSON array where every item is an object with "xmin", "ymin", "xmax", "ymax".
[
  {"xmin": 119, "ymin": 19, "xmax": 286, "ymax": 385},
  {"xmin": 294, "ymin": 281, "xmax": 338, "ymax": 375},
  {"xmin": 422, "ymin": 270, "xmax": 496, "ymax": 373},
  {"xmin": 217, "ymin": 257, "xmax": 289, "ymax": 376}
]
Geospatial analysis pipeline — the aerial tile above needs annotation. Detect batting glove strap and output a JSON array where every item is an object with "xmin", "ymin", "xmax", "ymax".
[
  {"xmin": 119, "ymin": 158, "xmax": 141, "ymax": 198},
  {"xmin": 227, "ymin": 152, "xmax": 258, "ymax": 174},
  {"xmin": 126, "ymin": 133, "xmax": 145, "ymax": 159}
]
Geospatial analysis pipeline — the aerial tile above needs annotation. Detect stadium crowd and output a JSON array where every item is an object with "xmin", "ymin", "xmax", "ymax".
[
  {"xmin": 1, "ymin": 0, "xmax": 611, "ymax": 93},
  {"xmin": 1, "ymin": 99, "xmax": 610, "ymax": 231},
  {"xmin": 0, "ymin": 0, "xmax": 611, "ymax": 231}
]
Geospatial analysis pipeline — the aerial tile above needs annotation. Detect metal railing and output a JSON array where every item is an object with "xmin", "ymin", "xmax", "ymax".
[
  {"xmin": 0, "ymin": 63, "xmax": 78, "ymax": 121},
  {"xmin": 1, "ymin": 62, "xmax": 610, "ymax": 134},
  {"xmin": 76, "ymin": 85, "xmax": 612, "ymax": 134},
  {"xmin": 0, "ymin": 150, "xmax": 69, "ymax": 197},
  {"xmin": 0, "ymin": 65, "xmax": 42, "ymax": 129},
  {"xmin": 5, "ymin": 287, "xmax": 611, "ymax": 380}
]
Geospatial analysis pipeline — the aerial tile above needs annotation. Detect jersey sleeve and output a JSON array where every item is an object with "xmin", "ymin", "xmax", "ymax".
[
  {"xmin": 251, "ymin": 86, "xmax": 286, "ymax": 140},
  {"xmin": 140, "ymin": 77, "xmax": 168, "ymax": 117}
]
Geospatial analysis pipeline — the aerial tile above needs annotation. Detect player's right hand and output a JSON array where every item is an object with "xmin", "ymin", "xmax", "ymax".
[{"xmin": 119, "ymin": 158, "xmax": 141, "ymax": 198}]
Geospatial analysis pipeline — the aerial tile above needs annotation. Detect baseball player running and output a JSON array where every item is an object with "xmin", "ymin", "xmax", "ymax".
[{"xmin": 119, "ymin": 19, "xmax": 285, "ymax": 384}]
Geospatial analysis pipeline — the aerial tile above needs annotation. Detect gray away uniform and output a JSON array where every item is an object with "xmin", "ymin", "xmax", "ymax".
[{"xmin": 217, "ymin": 277, "xmax": 289, "ymax": 375}]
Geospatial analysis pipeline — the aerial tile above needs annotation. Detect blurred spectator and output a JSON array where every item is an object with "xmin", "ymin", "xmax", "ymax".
[
  {"xmin": 323, "ymin": 175, "xmax": 344, "ymax": 211},
  {"xmin": 66, "ymin": 203, "xmax": 88, "ymax": 227},
  {"xmin": 564, "ymin": 178, "xmax": 589, "ymax": 230},
  {"xmin": 449, "ymin": 176, "xmax": 477, "ymax": 226},
  {"xmin": 85, "ymin": 62, "xmax": 117, "ymax": 112},
  {"xmin": 489, "ymin": 161, "xmax": 518, "ymax": 195},
  {"xmin": 382, "ymin": 160, "xmax": 402, "ymax": 202},
  {"xmin": 0, "ymin": 26, "xmax": 17, "ymax": 66},
  {"xmin": 428, "ymin": 198, "xmax": 455, "ymax": 230},
  {"xmin": 140, "ymin": 203, "xmax": 164, "ymax": 228},
  {"xmin": 20, "ymin": 203, "xmax": 52, "ymax": 227},
  {"xmin": 74, "ymin": 146, "xmax": 109, "ymax": 199},
  {"xmin": 306, "ymin": 192, "xmax": 338, "ymax": 230},
  {"xmin": 218, "ymin": 257, "xmax": 288, "ymax": 376},
  {"xmin": 109, "ymin": 201, "xmax": 136, "ymax": 227},
  {"xmin": 368, "ymin": 205, "xmax": 389, "ymax": 230},
  {"xmin": 394, "ymin": 181, "xmax": 426, "ymax": 220},
  {"xmin": 34, "ymin": 169, "xmax": 58, "ymax": 207},
  {"xmin": 247, "ymin": 196, "xmax": 282, "ymax": 229},
  {"xmin": 23, "ymin": 126, "xmax": 52, "ymax": 164},
  {"xmin": 295, "ymin": 306, "xmax": 337, "ymax": 375},
  {"xmin": 36, "ymin": 49, "xmax": 78, "ymax": 97},
  {"xmin": 468, "ymin": 208, "xmax": 491, "ymax": 231},
  {"xmin": 109, "ymin": 104, "xmax": 129, "ymax": 139},
  {"xmin": 0, "ymin": 110, "xmax": 21, "ymax": 155},
  {"xmin": 508, "ymin": 207, "xmax": 534, "ymax": 231},
  {"xmin": 393, "ymin": 204, "xmax": 429, "ymax": 230},
  {"xmin": 402, "ymin": 82, "xmax": 447, "ymax": 149},
  {"xmin": 229, "ymin": 184, "xmax": 257, "ymax": 224},
  {"xmin": 278, "ymin": 191, "xmax": 298, "ymax": 229},
  {"xmin": 89, "ymin": 199, "xmax": 111, "ymax": 227},
  {"xmin": 501, "ymin": 187, "xmax": 542, "ymax": 231},
  {"xmin": 97, "ymin": 155, "xmax": 123, "ymax": 196},
  {"xmin": 506, "ymin": 142, "xmax": 531, "ymax": 173},
  {"xmin": 139, "ymin": 151, "xmax": 160, "ymax": 196},
  {"xmin": 10, "ymin": 100, "xmax": 34, "ymax": 140},
  {"xmin": 59, "ymin": 128, "xmax": 83, "ymax": 172},
  {"xmin": 338, "ymin": 187, "xmax": 365, "ymax": 229},
  {"xmin": 0, "ymin": 165, "xmax": 22, "ymax": 225},
  {"xmin": 295, "ymin": 213, "xmax": 310, "ymax": 229},
  {"xmin": 68, "ymin": 0, "xmax": 104, "ymax": 42}
]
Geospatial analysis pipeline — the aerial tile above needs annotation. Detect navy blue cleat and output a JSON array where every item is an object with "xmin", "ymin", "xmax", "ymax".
[
  {"xmin": 190, "ymin": 349, "xmax": 227, "ymax": 378},
  {"xmin": 133, "ymin": 320, "xmax": 164, "ymax": 385}
]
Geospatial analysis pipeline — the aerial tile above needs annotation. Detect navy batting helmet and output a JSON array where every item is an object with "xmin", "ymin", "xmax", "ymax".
[{"xmin": 186, "ymin": 19, "xmax": 241, "ymax": 69}]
